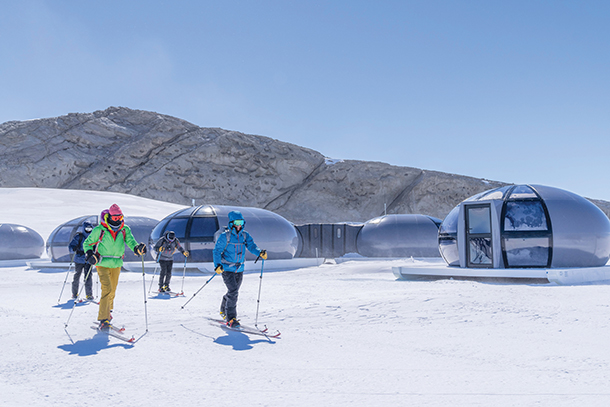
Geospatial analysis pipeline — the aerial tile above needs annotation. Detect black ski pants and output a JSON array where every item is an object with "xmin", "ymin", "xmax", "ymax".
[
  {"xmin": 159, "ymin": 260, "xmax": 173, "ymax": 289},
  {"xmin": 220, "ymin": 271, "xmax": 243, "ymax": 321},
  {"xmin": 72, "ymin": 262, "xmax": 93, "ymax": 297}
]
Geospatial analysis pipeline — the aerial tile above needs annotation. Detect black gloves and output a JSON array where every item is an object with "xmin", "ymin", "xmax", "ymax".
[
  {"xmin": 135, "ymin": 243, "xmax": 147, "ymax": 256},
  {"xmin": 85, "ymin": 250, "xmax": 98, "ymax": 265}
]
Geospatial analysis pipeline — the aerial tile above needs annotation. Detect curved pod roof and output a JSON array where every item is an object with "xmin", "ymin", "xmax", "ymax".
[
  {"xmin": 149, "ymin": 205, "xmax": 299, "ymax": 262},
  {"xmin": 357, "ymin": 214, "xmax": 442, "ymax": 258},
  {"xmin": 0, "ymin": 223, "xmax": 44, "ymax": 260}
]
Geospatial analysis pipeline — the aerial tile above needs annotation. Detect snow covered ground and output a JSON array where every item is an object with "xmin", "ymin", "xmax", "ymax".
[{"xmin": 2, "ymin": 188, "xmax": 610, "ymax": 406}]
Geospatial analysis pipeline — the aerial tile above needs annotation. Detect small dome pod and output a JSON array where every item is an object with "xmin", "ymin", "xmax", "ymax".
[
  {"xmin": 0, "ymin": 223, "xmax": 44, "ymax": 260},
  {"xmin": 357, "ymin": 214, "xmax": 442, "ymax": 258}
]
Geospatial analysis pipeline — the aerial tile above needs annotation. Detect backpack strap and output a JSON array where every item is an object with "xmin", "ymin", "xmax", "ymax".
[
  {"xmin": 220, "ymin": 229, "xmax": 245, "ymax": 268},
  {"xmin": 87, "ymin": 228, "xmax": 127, "ymax": 260}
]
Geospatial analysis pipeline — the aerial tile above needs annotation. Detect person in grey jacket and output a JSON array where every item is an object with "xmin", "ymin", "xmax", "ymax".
[{"xmin": 153, "ymin": 231, "xmax": 189, "ymax": 292}]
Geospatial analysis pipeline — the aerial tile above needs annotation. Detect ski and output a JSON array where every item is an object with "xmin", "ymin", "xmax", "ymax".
[
  {"xmin": 92, "ymin": 321, "xmax": 126, "ymax": 333},
  {"xmin": 205, "ymin": 317, "xmax": 281, "ymax": 338},
  {"xmin": 72, "ymin": 297, "xmax": 99, "ymax": 305},
  {"xmin": 156, "ymin": 290, "xmax": 184, "ymax": 298},
  {"xmin": 90, "ymin": 325, "xmax": 135, "ymax": 343}
]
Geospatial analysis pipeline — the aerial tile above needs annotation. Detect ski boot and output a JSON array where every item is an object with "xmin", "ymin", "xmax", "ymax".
[
  {"xmin": 98, "ymin": 319, "xmax": 111, "ymax": 332},
  {"xmin": 220, "ymin": 310, "xmax": 226, "ymax": 320},
  {"xmin": 226, "ymin": 318, "xmax": 240, "ymax": 328}
]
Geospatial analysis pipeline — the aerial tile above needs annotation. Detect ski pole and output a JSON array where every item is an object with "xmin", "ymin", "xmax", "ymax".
[
  {"xmin": 141, "ymin": 255, "xmax": 149, "ymax": 333},
  {"xmin": 254, "ymin": 258, "xmax": 265, "ymax": 329},
  {"xmin": 57, "ymin": 253, "xmax": 76, "ymax": 304},
  {"xmin": 181, "ymin": 273, "xmax": 217, "ymax": 310},
  {"xmin": 180, "ymin": 255, "xmax": 187, "ymax": 295},
  {"xmin": 64, "ymin": 264, "xmax": 95, "ymax": 328},
  {"xmin": 147, "ymin": 251, "xmax": 160, "ymax": 293},
  {"xmin": 147, "ymin": 264, "xmax": 159, "ymax": 293}
]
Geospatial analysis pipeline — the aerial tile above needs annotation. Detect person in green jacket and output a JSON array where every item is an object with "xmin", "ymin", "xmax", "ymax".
[{"xmin": 83, "ymin": 204, "xmax": 147, "ymax": 331}]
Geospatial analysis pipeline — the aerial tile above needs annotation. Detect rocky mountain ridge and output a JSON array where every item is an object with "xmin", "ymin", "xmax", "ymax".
[{"xmin": 1, "ymin": 107, "xmax": 608, "ymax": 223}]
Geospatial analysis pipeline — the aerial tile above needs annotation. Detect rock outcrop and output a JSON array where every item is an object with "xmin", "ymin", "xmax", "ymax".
[{"xmin": 1, "ymin": 107, "xmax": 605, "ymax": 223}]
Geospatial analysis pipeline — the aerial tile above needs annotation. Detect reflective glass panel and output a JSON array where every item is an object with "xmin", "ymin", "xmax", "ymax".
[
  {"xmin": 469, "ymin": 237, "xmax": 492, "ymax": 265},
  {"xmin": 150, "ymin": 219, "xmax": 170, "ymax": 241},
  {"xmin": 52, "ymin": 246, "xmax": 70, "ymax": 262},
  {"xmin": 479, "ymin": 186, "xmax": 512, "ymax": 201},
  {"xmin": 504, "ymin": 237, "xmax": 549, "ymax": 267},
  {"xmin": 164, "ymin": 218, "xmax": 188, "ymax": 239},
  {"xmin": 54, "ymin": 226, "xmax": 74, "ymax": 243},
  {"xmin": 188, "ymin": 241, "xmax": 215, "ymax": 262},
  {"xmin": 174, "ymin": 207, "xmax": 198, "ymax": 217},
  {"xmin": 189, "ymin": 217, "xmax": 218, "ymax": 238},
  {"xmin": 440, "ymin": 207, "xmax": 459, "ymax": 235},
  {"xmin": 467, "ymin": 206, "xmax": 491, "ymax": 234},
  {"xmin": 194, "ymin": 206, "xmax": 215, "ymax": 216},
  {"xmin": 439, "ymin": 238, "xmax": 459, "ymax": 266},
  {"xmin": 504, "ymin": 201, "xmax": 547, "ymax": 231},
  {"xmin": 465, "ymin": 191, "xmax": 487, "ymax": 202},
  {"xmin": 509, "ymin": 185, "xmax": 537, "ymax": 199}
]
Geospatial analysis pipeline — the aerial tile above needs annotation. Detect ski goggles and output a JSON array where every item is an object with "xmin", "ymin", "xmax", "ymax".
[
  {"xmin": 109, "ymin": 214, "xmax": 124, "ymax": 222},
  {"xmin": 233, "ymin": 219, "xmax": 244, "ymax": 226}
]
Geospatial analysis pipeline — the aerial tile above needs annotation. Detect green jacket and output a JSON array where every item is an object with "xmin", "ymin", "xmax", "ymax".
[{"xmin": 83, "ymin": 223, "xmax": 139, "ymax": 268}]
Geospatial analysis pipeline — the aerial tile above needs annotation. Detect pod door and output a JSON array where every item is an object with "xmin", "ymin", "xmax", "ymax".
[{"xmin": 465, "ymin": 204, "xmax": 493, "ymax": 268}]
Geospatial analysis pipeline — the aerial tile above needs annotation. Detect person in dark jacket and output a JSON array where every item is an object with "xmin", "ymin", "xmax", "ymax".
[
  {"xmin": 153, "ymin": 231, "xmax": 189, "ymax": 293},
  {"xmin": 212, "ymin": 211, "xmax": 267, "ymax": 328},
  {"xmin": 68, "ymin": 221, "xmax": 94, "ymax": 300}
]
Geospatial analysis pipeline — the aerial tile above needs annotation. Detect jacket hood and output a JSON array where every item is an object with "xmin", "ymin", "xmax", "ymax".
[{"xmin": 228, "ymin": 211, "xmax": 245, "ymax": 226}]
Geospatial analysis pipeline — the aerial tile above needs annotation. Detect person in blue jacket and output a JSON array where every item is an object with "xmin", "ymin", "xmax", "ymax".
[
  {"xmin": 213, "ymin": 211, "xmax": 267, "ymax": 328},
  {"xmin": 68, "ymin": 221, "xmax": 94, "ymax": 300}
]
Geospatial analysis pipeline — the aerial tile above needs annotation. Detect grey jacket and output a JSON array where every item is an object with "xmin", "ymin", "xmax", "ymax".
[{"xmin": 154, "ymin": 236, "xmax": 185, "ymax": 261}]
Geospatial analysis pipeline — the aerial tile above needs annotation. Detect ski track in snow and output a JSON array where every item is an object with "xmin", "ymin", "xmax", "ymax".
[{"xmin": 2, "ymin": 262, "xmax": 610, "ymax": 407}]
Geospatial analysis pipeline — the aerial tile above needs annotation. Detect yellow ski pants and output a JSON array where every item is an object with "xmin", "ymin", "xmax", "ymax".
[{"xmin": 96, "ymin": 266, "xmax": 121, "ymax": 321}]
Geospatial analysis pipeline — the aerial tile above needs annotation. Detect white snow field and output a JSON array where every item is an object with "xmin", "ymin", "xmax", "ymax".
[{"xmin": 2, "ymin": 188, "xmax": 610, "ymax": 407}]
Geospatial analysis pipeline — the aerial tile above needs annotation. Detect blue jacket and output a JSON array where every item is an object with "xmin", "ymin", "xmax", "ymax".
[{"xmin": 213, "ymin": 211, "xmax": 261, "ymax": 273}]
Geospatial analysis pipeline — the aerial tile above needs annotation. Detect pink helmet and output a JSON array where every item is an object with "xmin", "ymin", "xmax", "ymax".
[{"xmin": 109, "ymin": 204, "xmax": 123, "ymax": 216}]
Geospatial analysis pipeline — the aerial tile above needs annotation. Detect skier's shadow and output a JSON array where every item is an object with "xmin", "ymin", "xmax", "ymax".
[
  {"xmin": 58, "ymin": 331, "xmax": 133, "ymax": 356},
  {"xmin": 148, "ymin": 293, "xmax": 181, "ymax": 301},
  {"xmin": 52, "ymin": 301, "xmax": 92, "ymax": 310},
  {"xmin": 213, "ymin": 329, "xmax": 275, "ymax": 351}
]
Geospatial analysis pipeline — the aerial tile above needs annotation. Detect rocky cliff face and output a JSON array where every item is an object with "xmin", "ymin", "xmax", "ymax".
[{"xmin": 1, "ymin": 107, "xmax": 606, "ymax": 223}]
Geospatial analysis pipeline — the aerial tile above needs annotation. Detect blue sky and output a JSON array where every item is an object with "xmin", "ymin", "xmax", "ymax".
[{"xmin": 1, "ymin": 1, "xmax": 609, "ymax": 200}]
